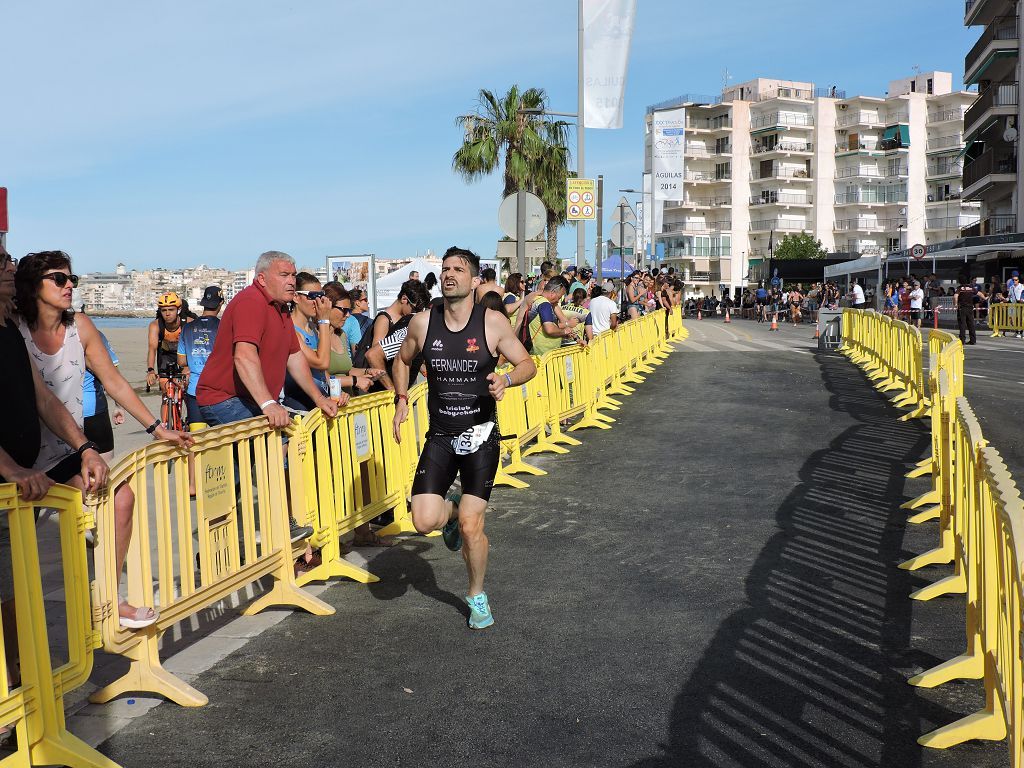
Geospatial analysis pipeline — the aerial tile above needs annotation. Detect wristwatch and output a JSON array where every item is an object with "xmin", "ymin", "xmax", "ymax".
[
  {"xmin": 76, "ymin": 440, "xmax": 99, "ymax": 456},
  {"xmin": 394, "ymin": 393, "xmax": 408, "ymax": 404}
]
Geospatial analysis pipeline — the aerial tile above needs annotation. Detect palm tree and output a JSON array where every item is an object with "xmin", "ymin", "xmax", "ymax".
[{"xmin": 453, "ymin": 86, "xmax": 573, "ymax": 260}]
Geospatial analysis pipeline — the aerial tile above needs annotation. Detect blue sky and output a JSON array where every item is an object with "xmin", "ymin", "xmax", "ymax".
[{"xmin": 2, "ymin": 1, "xmax": 975, "ymax": 273}]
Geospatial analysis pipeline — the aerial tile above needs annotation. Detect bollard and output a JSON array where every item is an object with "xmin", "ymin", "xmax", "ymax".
[
  {"xmin": 933, "ymin": 307, "xmax": 939, "ymax": 329},
  {"xmin": 724, "ymin": 307, "xmax": 731, "ymax": 323},
  {"xmin": 770, "ymin": 312, "xmax": 778, "ymax": 331}
]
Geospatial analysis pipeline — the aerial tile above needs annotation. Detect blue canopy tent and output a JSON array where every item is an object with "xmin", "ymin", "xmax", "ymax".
[{"xmin": 598, "ymin": 257, "xmax": 635, "ymax": 279}]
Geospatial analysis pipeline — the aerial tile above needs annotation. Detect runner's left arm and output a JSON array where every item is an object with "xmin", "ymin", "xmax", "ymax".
[{"xmin": 485, "ymin": 310, "xmax": 537, "ymax": 401}]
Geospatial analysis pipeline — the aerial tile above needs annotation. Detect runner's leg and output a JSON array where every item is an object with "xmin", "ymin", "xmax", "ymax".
[{"xmin": 457, "ymin": 495, "xmax": 488, "ymax": 596}]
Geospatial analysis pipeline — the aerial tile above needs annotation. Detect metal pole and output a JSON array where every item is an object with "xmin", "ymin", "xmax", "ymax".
[
  {"xmin": 576, "ymin": 0, "xmax": 585, "ymax": 268},
  {"xmin": 619, "ymin": 202, "xmax": 625, "ymax": 305},
  {"xmin": 516, "ymin": 192, "xmax": 527, "ymax": 276},
  {"xmin": 595, "ymin": 175, "xmax": 604, "ymax": 283}
]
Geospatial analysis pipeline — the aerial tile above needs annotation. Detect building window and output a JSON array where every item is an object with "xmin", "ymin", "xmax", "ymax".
[
  {"xmin": 910, "ymin": 81, "xmax": 916, "ymax": 93},
  {"xmin": 715, "ymin": 162, "xmax": 731, "ymax": 180},
  {"xmin": 927, "ymin": 78, "xmax": 933, "ymax": 94}
]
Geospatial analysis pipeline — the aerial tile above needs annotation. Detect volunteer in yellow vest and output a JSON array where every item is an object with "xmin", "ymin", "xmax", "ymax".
[{"xmin": 527, "ymin": 276, "xmax": 583, "ymax": 354}]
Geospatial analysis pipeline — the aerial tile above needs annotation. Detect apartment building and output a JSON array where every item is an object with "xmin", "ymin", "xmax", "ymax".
[
  {"xmin": 963, "ymin": 0, "xmax": 1022, "ymax": 237},
  {"xmin": 645, "ymin": 73, "xmax": 979, "ymax": 295}
]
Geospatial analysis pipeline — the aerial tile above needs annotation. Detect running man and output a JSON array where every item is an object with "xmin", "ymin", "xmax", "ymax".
[{"xmin": 392, "ymin": 246, "xmax": 536, "ymax": 630}]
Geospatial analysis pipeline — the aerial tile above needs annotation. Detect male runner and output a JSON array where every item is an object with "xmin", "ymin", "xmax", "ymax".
[{"xmin": 392, "ymin": 246, "xmax": 536, "ymax": 630}]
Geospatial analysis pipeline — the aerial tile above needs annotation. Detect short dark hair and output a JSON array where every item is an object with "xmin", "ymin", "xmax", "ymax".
[
  {"xmin": 540, "ymin": 260, "xmax": 553, "ymax": 274},
  {"xmin": 481, "ymin": 267, "xmax": 496, "ymax": 282},
  {"xmin": 399, "ymin": 279, "xmax": 430, "ymax": 310},
  {"xmin": 15, "ymin": 250, "xmax": 75, "ymax": 329},
  {"xmin": 544, "ymin": 276, "xmax": 570, "ymax": 294},
  {"xmin": 295, "ymin": 272, "xmax": 319, "ymax": 290},
  {"xmin": 442, "ymin": 246, "xmax": 480, "ymax": 277},
  {"xmin": 322, "ymin": 281, "xmax": 350, "ymax": 304}
]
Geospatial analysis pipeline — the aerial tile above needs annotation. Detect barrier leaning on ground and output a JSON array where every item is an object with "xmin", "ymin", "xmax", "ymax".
[
  {"xmin": 0, "ymin": 306, "xmax": 687, "ymax": 740},
  {"xmin": 840, "ymin": 308, "xmax": 1024, "ymax": 761}
]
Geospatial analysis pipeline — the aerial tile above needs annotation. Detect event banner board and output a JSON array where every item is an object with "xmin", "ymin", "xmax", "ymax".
[
  {"xmin": 652, "ymin": 107, "xmax": 686, "ymax": 202},
  {"xmin": 566, "ymin": 178, "xmax": 597, "ymax": 221}
]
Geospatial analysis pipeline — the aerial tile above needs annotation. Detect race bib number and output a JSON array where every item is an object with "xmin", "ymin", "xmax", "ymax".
[{"xmin": 451, "ymin": 422, "xmax": 495, "ymax": 455}]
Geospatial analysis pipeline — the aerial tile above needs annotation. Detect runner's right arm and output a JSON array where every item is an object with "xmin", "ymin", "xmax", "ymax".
[
  {"xmin": 391, "ymin": 312, "xmax": 428, "ymax": 443},
  {"xmin": 146, "ymin": 320, "xmax": 160, "ymax": 388}
]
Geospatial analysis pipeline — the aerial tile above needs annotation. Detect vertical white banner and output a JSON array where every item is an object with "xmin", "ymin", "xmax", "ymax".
[
  {"xmin": 652, "ymin": 107, "xmax": 686, "ymax": 202},
  {"xmin": 642, "ymin": 171, "xmax": 655, "ymax": 249},
  {"xmin": 583, "ymin": 0, "xmax": 637, "ymax": 130}
]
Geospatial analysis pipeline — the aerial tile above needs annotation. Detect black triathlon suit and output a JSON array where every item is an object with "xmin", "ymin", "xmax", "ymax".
[{"xmin": 411, "ymin": 301, "xmax": 500, "ymax": 501}]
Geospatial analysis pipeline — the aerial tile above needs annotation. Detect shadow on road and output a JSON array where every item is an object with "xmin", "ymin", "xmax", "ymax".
[
  {"xmin": 627, "ymin": 354, "xmax": 969, "ymax": 768},
  {"xmin": 366, "ymin": 540, "xmax": 468, "ymax": 620}
]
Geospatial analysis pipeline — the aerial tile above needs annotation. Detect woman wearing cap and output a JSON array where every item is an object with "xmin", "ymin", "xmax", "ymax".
[
  {"xmin": 146, "ymin": 292, "xmax": 185, "ymax": 390},
  {"xmin": 15, "ymin": 251, "xmax": 193, "ymax": 629}
]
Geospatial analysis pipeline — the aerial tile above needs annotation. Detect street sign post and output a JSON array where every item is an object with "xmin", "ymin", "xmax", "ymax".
[
  {"xmin": 499, "ymin": 191, "xmax": 546, "ymax": 276},
  {"xmin": 566, "ymin": 179, "xmax": 597, "ymax": 221}
]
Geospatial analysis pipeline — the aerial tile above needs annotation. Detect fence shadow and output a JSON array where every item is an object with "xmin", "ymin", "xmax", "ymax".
[{"xmin": 627, "ymin": 353, "xmax": 969, "ymax": 768}]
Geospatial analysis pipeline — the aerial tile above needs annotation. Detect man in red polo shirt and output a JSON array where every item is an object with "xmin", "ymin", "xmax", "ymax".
[{"xmin": 197, "ymin": 250, "xmax": 338, "ymax": 427}]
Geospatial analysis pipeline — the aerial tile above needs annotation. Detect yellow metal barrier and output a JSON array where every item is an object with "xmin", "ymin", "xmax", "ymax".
[
  {"xmin": 87, "ymin": 417, "xmax": 334, "ymax": 707},
  {"xmin": 989, "ymin": 302, "xmax": 1024, "ymax": 337},
  {"xmin": 843, "ymin": 303, "xmax": 1024, "ymax": 759},
  {"xmin": 0, "ymin": 484, "xmax": 121, "ymax": 767}
]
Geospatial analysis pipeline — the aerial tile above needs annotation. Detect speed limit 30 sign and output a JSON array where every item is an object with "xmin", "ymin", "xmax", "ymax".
[{"xmin": 911, "ymin": 243, "xmax": 926, "ymax": 261}]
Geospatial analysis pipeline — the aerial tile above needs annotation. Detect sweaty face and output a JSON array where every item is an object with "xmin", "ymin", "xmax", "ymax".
[
  {"xmin": 260, "ymin": 260, "xmax": 297, "ymax": 303},
  {"xmin": 440, "ymin": 257, "xmax": 478, "ymax": 299}
]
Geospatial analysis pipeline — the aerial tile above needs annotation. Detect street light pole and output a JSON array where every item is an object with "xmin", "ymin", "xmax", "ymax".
[{"xmin": 577, "ymin": 0, "xmax": 585, "ymax": 270}]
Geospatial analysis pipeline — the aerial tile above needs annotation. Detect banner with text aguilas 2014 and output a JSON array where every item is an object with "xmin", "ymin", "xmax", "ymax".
[
  {"xmin": 582, "ymin": 0, "xmax": 636, "ymax": 130},
  {"xmin": 652, "ymin": 107, "xmax": 686, "ymax": 203}
]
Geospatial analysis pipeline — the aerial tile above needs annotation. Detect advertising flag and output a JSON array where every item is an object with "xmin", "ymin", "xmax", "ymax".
[
  {"xmin": 582, "ymin": 0, "xmax": 637, "ymax": 129},
  {"xmin": 652, "ymin": 107, "xmax": 686, "ymax": 202}
]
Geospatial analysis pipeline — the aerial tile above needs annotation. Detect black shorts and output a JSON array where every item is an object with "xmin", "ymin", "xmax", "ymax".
[
  {"xmin": 84, "ymin": 409, "xmax": 115, "ymax": 454},
  {"xmin": 910, "ymin": 309, "xmax": 923, "ymax": 321},
  {"xmin": 46, "ymin": 453, "xmax": 82, "ymax": 485},
  {"xmin": 411, "ymin": 431, "xmax": 500, "ymax": 502}
]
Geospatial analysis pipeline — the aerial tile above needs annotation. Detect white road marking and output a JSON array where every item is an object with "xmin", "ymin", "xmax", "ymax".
[{"xmin": 963, "ymin": 373, "xmax": 987, "ymax": 379}]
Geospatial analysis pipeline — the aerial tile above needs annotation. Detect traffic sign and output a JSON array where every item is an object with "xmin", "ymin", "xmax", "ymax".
[
  {"xmin": 910, "ymin": 243, "xmax": 926, "ymax": 261},
  {"xmin": 612, "ymin": 197, "xmax": 637, "ymax": 225},
  {"xmin": 566, "ymin": 179, "xmax": 596, "ymax": 220},
  {"xmin": 498, "ymin": 191, "xmax": 546, "ymax": 240},
  {"xmin": 610, "ymin": 222, "xmax": 636, "ymax": 249}
]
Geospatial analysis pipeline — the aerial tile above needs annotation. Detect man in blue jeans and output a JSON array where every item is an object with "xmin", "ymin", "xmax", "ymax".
[{"xmin": 197, "ymin": 251, "xmax": 338, "ymax": 541}]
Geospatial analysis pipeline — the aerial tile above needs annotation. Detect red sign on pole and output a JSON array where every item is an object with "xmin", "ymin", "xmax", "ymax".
[{"xmin": 0, "ymin": 188, "xmax": 7, "ymax": 233}]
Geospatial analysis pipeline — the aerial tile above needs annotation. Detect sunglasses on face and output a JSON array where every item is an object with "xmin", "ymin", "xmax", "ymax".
[
  {"xmin": 0, "ymin": 255, "xmax": 17, "ymax": 269},
  {"xmin": 42, "ymin": 272, "xmax": 80, "ymax": 288},
  {"xmin": 295, "ymin": 290, "xmax": 325, "ymax": 301},
  {"xmin": 332, "ymin": 304, "xmax": 351, "ymax": 314}
]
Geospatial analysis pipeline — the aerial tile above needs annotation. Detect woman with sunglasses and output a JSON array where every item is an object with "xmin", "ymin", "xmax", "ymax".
[
  {"xmin": 344, "ymin": 288, "xmax": 373, "ymax": 356},
  {"xmin": 321, "ymin": 282, "xmax": 383, "ymax": 395},
  {"xmin": 283, "ymin": 273, "xmax": 342, "ymax": 411},
  {"xmin": 14, "ymin": 251, "xmax": 193, "ymax": 629}
]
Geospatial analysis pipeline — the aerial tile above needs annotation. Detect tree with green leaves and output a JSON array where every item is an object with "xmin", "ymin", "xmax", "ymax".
[
  {"xmin": 773, "ymin": 232, "xmax": 828, "ymax": 260},
  {"xmin": 453, "ymin": 86, "xmax": 573, "ymax": 261}
]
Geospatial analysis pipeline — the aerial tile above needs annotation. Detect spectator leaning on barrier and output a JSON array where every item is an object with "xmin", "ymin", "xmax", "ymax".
[
  {"xmin": 361, "ymin": 279, "xmax": 429, "ymax": 391},
  {"xmin": 589, "ymin": 282, "xmax": 619, "ymax": 335},
  {"xmin": 1007, "ymin": 270, "xmax": 1024, "ymax": 339},
  {"xmin": 391, "ymin": 246, "xmax": 537, "ymax": 630},
  {"xmin": 283, "ymin": 272, "xmax": 335, "ymax": 412},
  {"xmin": 177, "ymin": 285, "xmax": 224, "ymax": 425},
  {"xmin": 321, "ymin": 282, "xmax": 383, "ymax": 395},
  {"xmin": 561, "ymin": 288, "xmax": 593, "ymax": 345},
  {"xmin": 15, "ymin": 250, "xmax": 194, "ymax": 629},
  {"xmin": 527, "ymin": 276, "xmax": 582, "ymax": 354},
  {"xmin": 196, "ymin": 250, "xmax": 339, "ymax": 428}
]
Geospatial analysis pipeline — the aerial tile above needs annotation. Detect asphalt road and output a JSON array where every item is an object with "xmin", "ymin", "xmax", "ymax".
[{"xmin": 96, "ymin": 333, "xmax": 1006, "ymax": 768}]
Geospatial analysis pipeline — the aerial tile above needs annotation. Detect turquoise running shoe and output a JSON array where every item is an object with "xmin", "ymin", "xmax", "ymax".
[
  {"xmin": 466, "ymin": 592, "xmax": 494, "ymax": 630},
  {"xmin": 441, "ymin": 490, "xmax": 462, "ymax": 552}
]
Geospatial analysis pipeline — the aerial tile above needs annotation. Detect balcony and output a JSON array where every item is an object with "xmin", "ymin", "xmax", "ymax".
[
  {"xmin": 834, "ymin": 218, "xmax": 905, "ymax": 232},
  {"xmin": 750, "ymin": 112, "xmax": 814, "ymax": 131},
  {"xmin": 755, "ymin": 86, "xmax": 814, "ymax": 102},
  {"xmin": 683, "ymin": 170, "xmax": 731, "ymax": 183},
  {"xmin": 836, "ymin": 112, "xmax": 883, "ymax": 129},
  {"xmin": 961, "ymin": 214, "xmax": 1017, "ymax": 235},
  {"xmin": 884, "ymin": 111, "xmax": 909, "ymax": 124},
  {"xmin": 748, "ymin": 192, "xmax": 813, "ymax": 206},
  {"xmin": 964, "ymin": 81, "xmax": 1018, "ymax": 138},
  {"xmin": 925, "ymin": 215, "xmax": 982, "ymax": 230},
  {"xmin": 835, "ymin": 166, "xmax": 884, "ymax": 179},
  {"xmin": 926, "ymin": 134, "xmax": 965, "ymax": 152},
  {"xmin": 962, "ymin": 148, "xmax": 1017, "ymax": 197},
  {"xmin": 927, "ymin": 108, "xmax": 966, "ymax": 124},
  {"xmin": 750, "ymin": 167, "xmax": 812, "ymax": 181},
  {"xmin": 926, "ymin": 160, "xmax": 963, "ymax": 179},
  {"xmin": 834, "ymin": 190, "xmax": 907, "ymax": 205},
  {"xmin": 750, "ymin": 141, "xmax": 813, "ymax": 155},
  {"xmin": 662, "ymin": 220, "xmax": 731, "ymax": 233},
  {"xmin": 664, "ymin": 246, "xmax": 729, "ymax": 258},
  {"xmin": 749, "ymin": 219, "xmax": 810, "ymax": 232},
  {"xmin": 665, "ymin": 196, "xmax": 731, "ymax": 209},
  {"xmin": 966, "ymin": 0, "xmax": 1002, "ymax": 26},
  {"xmin": 685, "ymin": 117, "xmax": 732, "ymax": 132},
  {"xmin": 965, "ymin": 15, "xmax": 1019, "ymax": 85},
  {"xmin": 835, "ymin": 141, "xmax": 882, "ymax": 155}
]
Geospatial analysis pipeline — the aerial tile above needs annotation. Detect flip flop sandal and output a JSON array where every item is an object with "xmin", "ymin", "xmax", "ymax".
[{"xmin": 118, "ymin": 603, "xmax": 159, "ymax": 630}]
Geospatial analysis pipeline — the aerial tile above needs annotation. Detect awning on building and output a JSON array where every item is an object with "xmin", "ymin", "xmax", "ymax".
[
  {"xmin": 956, "ymin": 138, "xmax": 978, "ymax": 159},
  {"xmin": 882, "ymin": 125, "xmax": 910, "ymax": 145}
]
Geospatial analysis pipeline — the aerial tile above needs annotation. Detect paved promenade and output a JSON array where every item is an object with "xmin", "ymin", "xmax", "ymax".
[{"xmin": 89, "ymin": 321, "xmax": 1007, "ymax": 767}]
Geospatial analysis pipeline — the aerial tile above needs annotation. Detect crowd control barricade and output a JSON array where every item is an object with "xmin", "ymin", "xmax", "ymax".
[
  {"xmin": 87, "ymin": 417, "xmax": 334, "ymax": 707},
  {"xmin": 0, "ymin": 484, "xmax": 121, "ymax": 767},
  {"xmin": 989, "ymin": 303, "xmax": 1024, "ymax": 337}
]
